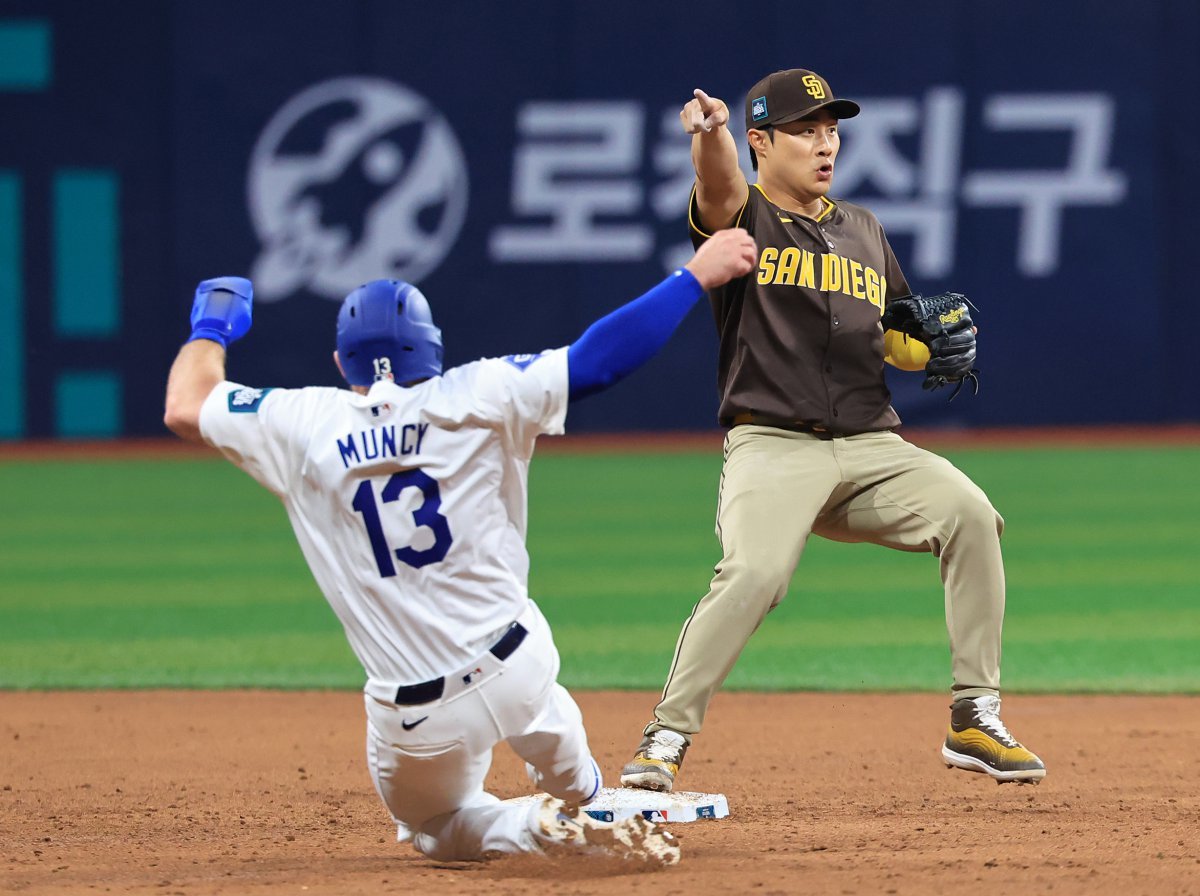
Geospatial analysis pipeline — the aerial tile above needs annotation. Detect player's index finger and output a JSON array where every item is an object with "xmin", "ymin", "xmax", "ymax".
[{"xmin": 694, "ymin": 88, "xmax": 713, "ymax": 108}]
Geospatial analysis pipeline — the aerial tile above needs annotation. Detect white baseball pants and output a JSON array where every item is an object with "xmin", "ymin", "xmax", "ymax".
[{"xmin": 363, "ymin": 601, "xmax": 601, "ymax": 860}]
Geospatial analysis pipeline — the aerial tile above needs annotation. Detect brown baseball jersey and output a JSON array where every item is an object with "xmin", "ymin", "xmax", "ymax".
[{"xmin": 689, "ymin": 184, "xmax": 911, "ymax": 433}]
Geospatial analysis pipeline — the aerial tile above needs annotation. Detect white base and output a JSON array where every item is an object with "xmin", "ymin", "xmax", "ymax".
[{"xmin": 503, "ymin": 786, "xmax": 730, "ymax": 824}]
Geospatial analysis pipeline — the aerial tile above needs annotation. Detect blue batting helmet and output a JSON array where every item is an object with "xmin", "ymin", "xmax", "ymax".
[{"xmin": 336, "ymin": 280, "xmax": 443, "ymax": 386}]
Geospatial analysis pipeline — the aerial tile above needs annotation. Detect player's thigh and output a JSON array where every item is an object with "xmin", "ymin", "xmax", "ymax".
[
  {"xmin": 815, "ymin": 433, "xmax": 1000, "ymax": 549},
  {"xmin": 483, "ymin": 611, "xmax": 597, "ymax": 793},
  {"xmin": 505, "ymin": 682, "xmax": 593, "ymax": 777},
  {"xmin": 364, "ymin": 691, "xmax": 497, "ymax": 829},
  {"xmin": 480, "ymin": 606, "xmax": 565, "ymax": 740},
  {"xmin": 718, "ymin": 425, "xmax": 841, "ymax": 564}
]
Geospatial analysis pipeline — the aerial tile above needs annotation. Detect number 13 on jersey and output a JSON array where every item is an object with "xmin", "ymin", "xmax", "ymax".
[{"xmin": 351, "ymin": 470, "xmax": 454, "ymax": 575}]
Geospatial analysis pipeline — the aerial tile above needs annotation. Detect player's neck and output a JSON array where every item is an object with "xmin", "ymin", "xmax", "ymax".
[{"xmin": 756, "ymin": 175, "xmax": 826, "ymax": 220}]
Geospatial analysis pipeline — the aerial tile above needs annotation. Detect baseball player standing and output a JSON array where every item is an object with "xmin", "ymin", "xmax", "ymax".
[
  {"xmin": 163, "ymin": 229, "xmax": 757, "ymax": 864},
  {"xmin": 620, "ymin": 69, "xmax": 1045, "ymax": 792}
]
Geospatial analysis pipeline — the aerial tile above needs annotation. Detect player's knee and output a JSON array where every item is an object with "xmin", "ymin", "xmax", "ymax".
[
  {"xmin": 532, "ymin": 757, "xmax": 602, "ymax": 806},
  {"xmin": 714, "ymin": 560, "xmax": 791, "ymax": 610},
  {"xmin": 412, "ymin": 830, "xmax": 457, "ymax": 861},
  {"xmin": 952, "ymin": 490, "xmax": 1003, "ymax": 540}
]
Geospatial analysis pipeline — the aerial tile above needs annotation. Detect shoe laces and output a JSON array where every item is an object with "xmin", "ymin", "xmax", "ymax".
[
  {"xmin": 643, "ymin": 730, "xmax": 686, "ymax": 762},
  {"xmin": 972, "ymin": 695, "xmax": 1018, "ymax": 747}
]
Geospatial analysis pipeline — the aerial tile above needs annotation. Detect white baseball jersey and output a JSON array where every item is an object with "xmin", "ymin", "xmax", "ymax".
[{"xmin": 199, "ymin": 348, "xmax": 569, "ymax": 690}]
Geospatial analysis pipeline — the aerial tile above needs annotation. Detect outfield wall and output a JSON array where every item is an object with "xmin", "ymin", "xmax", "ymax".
[{"xmin": 2, "ymin": 0, "xmax": 1196, "ymax": 438}]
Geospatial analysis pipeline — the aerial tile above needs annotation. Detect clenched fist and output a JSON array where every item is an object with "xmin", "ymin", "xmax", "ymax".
[{"xmin": 685, "ymin": 228, "xmax": 757, "ymax": 289}]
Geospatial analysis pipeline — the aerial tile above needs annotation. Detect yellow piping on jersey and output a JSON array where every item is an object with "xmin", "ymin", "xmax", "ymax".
[
  {"xmin": 688, "ymin": 182, "xmax": 751, "ymax": 238},
  {"xmin": 752, "ymin": 183, "xmax": 836, "ymax": 222}
]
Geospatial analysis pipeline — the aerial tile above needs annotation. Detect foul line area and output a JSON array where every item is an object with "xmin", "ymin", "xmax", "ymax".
[{"xmin": 1, "ymin": 424, "xmax": 1199, "ymax": 462}]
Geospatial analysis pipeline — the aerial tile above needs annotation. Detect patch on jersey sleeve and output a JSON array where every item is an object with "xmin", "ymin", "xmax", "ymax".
[
  {"xmin": 227, "ymin": 386, "xmax": 275, "ymax": 413},
  {"xmin": 502, "ymin": 353, "xmax": 545, "ymax": 371}
]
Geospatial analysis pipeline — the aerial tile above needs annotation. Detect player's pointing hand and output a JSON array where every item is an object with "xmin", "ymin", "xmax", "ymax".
[
  {"xmin": 681, "ymin": 89, "xmax": 729, "ymax": 134},
  {"xmin": 685, "ymin": 228, "xmax": 756, "ymax": 289}
]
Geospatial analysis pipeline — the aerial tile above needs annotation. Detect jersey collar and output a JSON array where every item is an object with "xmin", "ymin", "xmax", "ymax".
[{"xmin": 753, "ymin": 183, "xmax": 837, "ymax": 222}]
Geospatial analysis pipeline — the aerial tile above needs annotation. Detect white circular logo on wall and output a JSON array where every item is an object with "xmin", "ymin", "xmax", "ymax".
[{"xmin": 248, "ymin": 77, "xmax": 469, "ymax": 301}]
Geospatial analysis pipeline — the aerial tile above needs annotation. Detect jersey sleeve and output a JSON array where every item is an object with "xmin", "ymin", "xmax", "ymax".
[
  {"xmin": 428, "ymin": 347, "xmax": 570, "ymax": 456},
  {"xmin": 198, "ymin": 382, "xmax": 323, "ymax": 496},
  {"xmin": 688, "ymin": 182, "xmax": 754, "ymax": 248}
]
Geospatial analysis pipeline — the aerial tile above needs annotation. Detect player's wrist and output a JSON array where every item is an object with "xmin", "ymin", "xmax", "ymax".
[
  {"xmin": 186, "ymin": 326, "xmax": 228, "ymax": 347},
  {"xmin": 672, "ymin": 267, "xmax": 704, "ymax": 294},
  {"xmin": 187, "ymin": 327, "xmax": 230, "ymax": 349}
]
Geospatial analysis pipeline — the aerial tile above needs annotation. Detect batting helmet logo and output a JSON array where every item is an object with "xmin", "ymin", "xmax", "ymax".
[{"xmin": 248, "ymin": 77, "xmax": 469, "ymax": 302}]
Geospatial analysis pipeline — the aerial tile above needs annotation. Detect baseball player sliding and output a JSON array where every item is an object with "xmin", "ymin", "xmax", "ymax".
[
  {"xmin": 620, "ymin": 69, "xmax": 1045, "ymax": 793},
  {"xmin": 162, "ymin": 228, "xmax": 755, "ymax": 865}
]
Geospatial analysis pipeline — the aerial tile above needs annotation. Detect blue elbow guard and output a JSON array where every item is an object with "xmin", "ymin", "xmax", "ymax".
[{"xmin": 188, "ymin": 277, "xmax": 254, "ymax": 348}]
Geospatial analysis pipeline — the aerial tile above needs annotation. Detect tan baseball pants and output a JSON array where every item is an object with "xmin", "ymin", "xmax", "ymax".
[{"xmin": 647, "ymin": 424, "xmax": 1005, "ymax": 740}]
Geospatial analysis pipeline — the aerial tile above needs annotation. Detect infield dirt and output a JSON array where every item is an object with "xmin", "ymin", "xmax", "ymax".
[{"xmin": 2, "ymin": 691, "xmax": 1198, "ymax": 895}]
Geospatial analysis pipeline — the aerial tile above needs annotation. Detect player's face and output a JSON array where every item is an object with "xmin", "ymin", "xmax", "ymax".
[{"xmin": 759, "ymin": 111, "xmax": 840, "ymax": 199}]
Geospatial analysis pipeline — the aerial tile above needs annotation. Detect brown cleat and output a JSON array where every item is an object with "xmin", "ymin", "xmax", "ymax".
[
  {"xmin": 619, "ymin": 729, "xmax": 688, "ymax": 792},
  {"xmin": 941, "ymin": 695, "xmax": 1046, "ymax": 784}
]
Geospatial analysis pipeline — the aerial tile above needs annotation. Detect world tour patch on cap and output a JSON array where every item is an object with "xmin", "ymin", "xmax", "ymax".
[{"xmin": 751, "ymin": 96, "xmax": 768, "ymax": 121}]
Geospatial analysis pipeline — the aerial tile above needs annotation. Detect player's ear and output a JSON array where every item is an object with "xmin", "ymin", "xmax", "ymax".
[
  {"xmin": 333, "ymin": 350, "xmax": 348, "ymax": 384},
  {"xmin": 747, "ymin": 128, "xmax": 769, "ymax": 160}
]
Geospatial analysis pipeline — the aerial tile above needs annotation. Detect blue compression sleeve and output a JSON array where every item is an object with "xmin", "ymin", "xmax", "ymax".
[{"xmin": 567, "ymin": 268, "xmax": 704, "ymax": 401}]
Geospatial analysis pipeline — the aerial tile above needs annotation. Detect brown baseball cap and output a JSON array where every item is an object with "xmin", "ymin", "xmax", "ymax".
[{"xmin": 745, "ymin": 69, "xmax": 860, "ymax": 129}]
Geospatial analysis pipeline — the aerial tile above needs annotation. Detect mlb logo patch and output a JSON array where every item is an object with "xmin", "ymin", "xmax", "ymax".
[
  {"xmin": 228, "ymin": 386, "xmax": 274, "ymax": 413},
  {"xmin": 751, "ymin": 96, "xmax": 768, "ymax": 121}
]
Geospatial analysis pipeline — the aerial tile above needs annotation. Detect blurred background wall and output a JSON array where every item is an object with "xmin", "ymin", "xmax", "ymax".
[{"xmin": 1, "ymin": 0, "xmax": 1196, "ymax": 438}]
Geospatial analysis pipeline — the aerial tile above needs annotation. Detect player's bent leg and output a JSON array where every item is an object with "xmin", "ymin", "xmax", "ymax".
[
  {"xmin": 507, "ymin": 683, "xmax": 603, "ymax": 806},
  {"xmin": 496, "ymin": 613, "xmax": 604, "ymax": 805},
  {"xmin": 814, "ymin": 432, "xmax": 1006, "ymax": 693},
  {"xmin": 364, "ymin": 690, "xmax": 538, "ymax": 860},
  {"xmin": 412, "ymin": 791, "xmax": 544, "ymax": 860},
  {"xmin": 625, "ymin": 427, "xmax": 840, "ymax": 791},
  {"xmin": 814, "ymin": 432, "xmax": 1044, "ymax": 780}
]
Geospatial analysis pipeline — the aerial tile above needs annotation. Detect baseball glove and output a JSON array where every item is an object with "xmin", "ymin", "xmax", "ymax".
[{"xmin": 880, "ymin": 292, "xmax": 979, "ymax": 399}]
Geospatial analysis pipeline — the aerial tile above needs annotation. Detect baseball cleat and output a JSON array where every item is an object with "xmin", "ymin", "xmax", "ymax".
[
  {"xmin": 942, "ymin": 695, "xmax": 1046, "ymax": 784},
  {"xmin": 620, "ymin": 729, "xmax": 688, "ymax": 792},
  {"xmin": 533, "ymin": 797, "xmax": 680, "ymax": 866}
]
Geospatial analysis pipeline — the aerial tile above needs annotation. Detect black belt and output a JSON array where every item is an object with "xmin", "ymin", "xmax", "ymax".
[
  {"xmin": 729, "ymin": 412, "xmax": 839, "ymax": 440},
  {"xmin": 393, "ymin": 621, "xmax": 528, "ymax": 705}
]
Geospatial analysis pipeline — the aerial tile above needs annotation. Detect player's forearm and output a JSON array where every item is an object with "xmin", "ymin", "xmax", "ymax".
[
  {"xmin": 693, "ymin": 126, "xmax": 744, "ymax": 194},
  {"xmin": 163, "ymin": 339, "xmax": 226, "ymax": 443},
  {"xmin": 692, "ymin": 128, "xmax": 747, "ymax": 229},
  {"xmin": 566, "ymin": 269, "xmax": 705, "ymax": 401}
]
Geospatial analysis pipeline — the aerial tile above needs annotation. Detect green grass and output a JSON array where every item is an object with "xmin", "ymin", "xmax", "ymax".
[{"xmin": 2, "ymin": 446, "xmax": 1198, "ymax": 692}]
